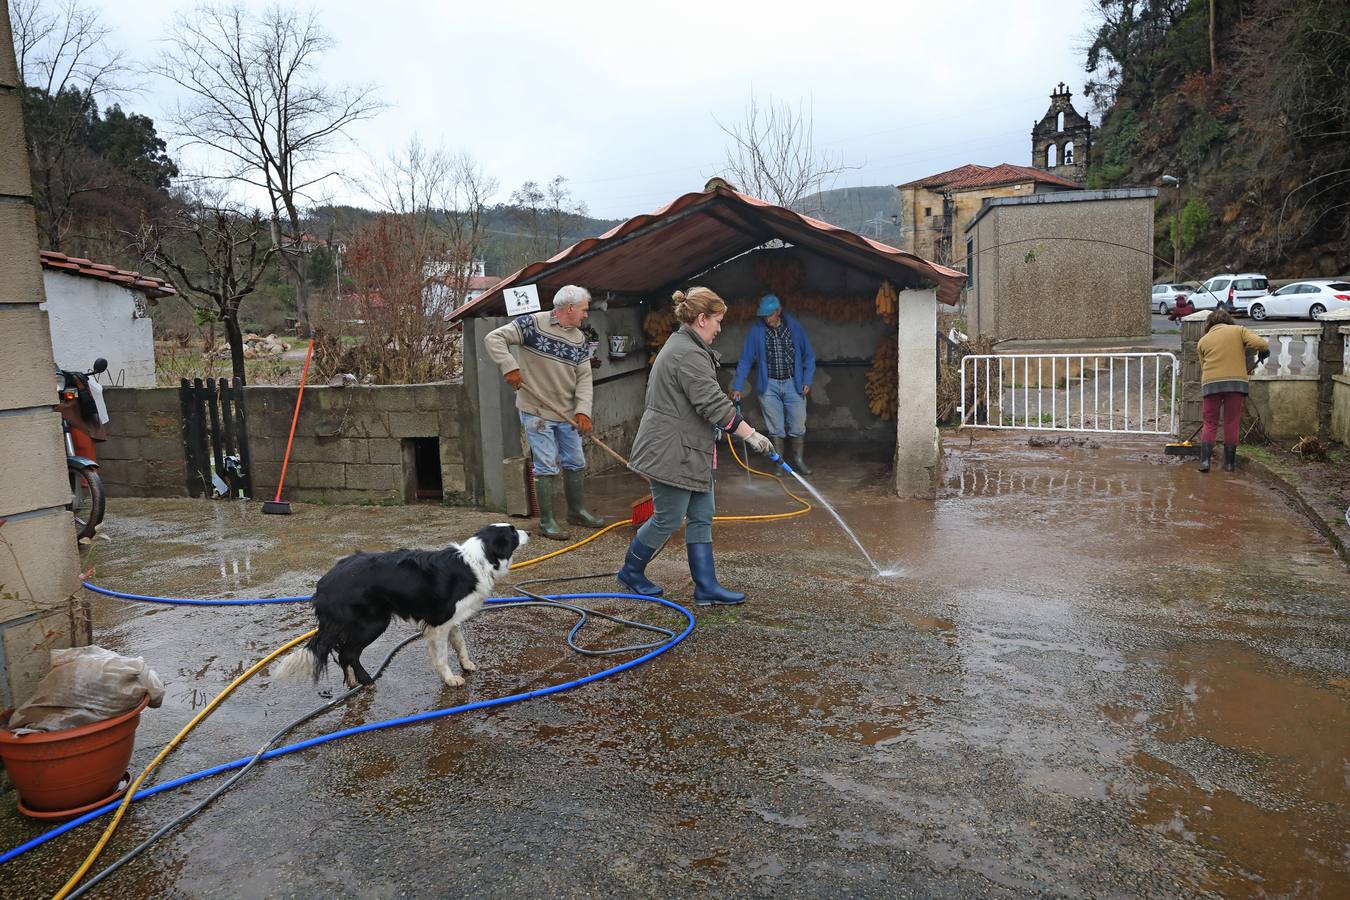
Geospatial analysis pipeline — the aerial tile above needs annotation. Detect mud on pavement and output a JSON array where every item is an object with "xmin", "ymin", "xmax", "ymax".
[{"xmin": 2, "ymin": 434, "xmax": 1347, "ymax": 898}]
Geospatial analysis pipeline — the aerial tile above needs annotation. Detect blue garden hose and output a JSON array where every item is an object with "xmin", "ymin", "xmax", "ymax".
[
  {"xmin": 82, "ymin": 582, "xmax": 309, "ymax": 605},
  {"xmin": 0, "ymin": 590, "xmax": 693, "ymax": 867}
]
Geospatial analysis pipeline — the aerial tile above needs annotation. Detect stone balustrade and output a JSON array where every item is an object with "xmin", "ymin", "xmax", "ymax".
[{"xmin": 1247, "ymin": 325, "xmax": 1320, "ymax": 379}]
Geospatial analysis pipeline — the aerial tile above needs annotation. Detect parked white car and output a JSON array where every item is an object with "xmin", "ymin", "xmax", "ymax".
[
  {"xmin": 1151, "ymin": 283, "xmax": 1195, "ymax": 315},
  {"xmin": 1247, "ymin": 280, "xmax": 1350, "ymax": 321},
  {"xmin": 1193, "ymin": 273, "xmax": 1269, "ymax": 314}
]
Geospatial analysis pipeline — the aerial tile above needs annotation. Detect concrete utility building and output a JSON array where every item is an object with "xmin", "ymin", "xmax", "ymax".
[
  {"xmin": 40, "ymin": 250, "xmax": 177, "ymax": 387},
  {"xmin": 964, "ymin": 188, "xmax": 1157, "ymax": 346},
  {"xmin": 450, "ymin": 181, "xmax": 964, "ymax": 505}
]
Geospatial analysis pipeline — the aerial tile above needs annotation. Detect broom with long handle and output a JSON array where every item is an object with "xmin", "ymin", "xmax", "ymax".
[{"xmin": 262, "ymin": 339, "xmax": 314, "ymax": 514}]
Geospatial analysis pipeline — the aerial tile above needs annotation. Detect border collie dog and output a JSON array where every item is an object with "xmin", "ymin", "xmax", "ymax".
[{"xmin": 278, "ymin": 524, "xmax": 528, "ymax": 689}]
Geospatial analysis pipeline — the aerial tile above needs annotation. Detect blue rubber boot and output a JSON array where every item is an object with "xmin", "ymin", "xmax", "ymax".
[
  {"xmin": 688, "ymin": 543, "xmax": 745, "ymax": 606},
  {"xmin": 617, "ymin": 537, "xmax": 664, "ymax": 596}
]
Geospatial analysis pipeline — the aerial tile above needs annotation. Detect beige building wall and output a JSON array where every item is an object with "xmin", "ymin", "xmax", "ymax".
[
  {"xmin": 0, "ymin": 6, "xmax": 86, "ymax": 709},
  {"xmin": 901, "ymin": 181, "xmax": 1052, "ymax": 271},
  {"xmin": 967, "ymin": 189, "xmax": 1156, "ymax": 345},
  {"xmin": 898, "ymin": 186, "xmax": 948, "ymax": 262}
]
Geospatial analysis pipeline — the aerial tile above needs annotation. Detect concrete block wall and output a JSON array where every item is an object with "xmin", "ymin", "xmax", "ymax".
[
  {"xmin": 0, "ymin": 3, "xmax": 88, "ymax": 710},
  {"xmin": 97, "ymin": 382, "xmax": 476, "ymax": 506},
  {"xmin": 96, "ymin": 387, "xmax": 188, "ymax": 498}
]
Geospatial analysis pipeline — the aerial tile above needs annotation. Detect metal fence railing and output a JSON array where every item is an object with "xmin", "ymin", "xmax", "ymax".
[{"xmin": 959, "ymin": 352, "xmax": 1179, "ymax": 435}]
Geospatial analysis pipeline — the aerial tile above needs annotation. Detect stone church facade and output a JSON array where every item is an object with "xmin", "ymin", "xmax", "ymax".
[{"xmin": 1031, "ymin": 83, "xmax": 1093, "ymax": 182}]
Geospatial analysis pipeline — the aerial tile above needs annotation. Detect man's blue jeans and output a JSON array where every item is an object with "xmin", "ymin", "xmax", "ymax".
[
  {"xmin": 519, "ymin": 411, "xmax": 585, "ymax": 476},
  {"xmin": 759, "ymin": 377, "xmax": 807, "ymax": 438}
]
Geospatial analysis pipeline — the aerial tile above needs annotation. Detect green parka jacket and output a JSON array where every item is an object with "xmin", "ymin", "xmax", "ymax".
[{"xmin": 628, "ymin": 325, "xmax": 737, "ymax": 492}]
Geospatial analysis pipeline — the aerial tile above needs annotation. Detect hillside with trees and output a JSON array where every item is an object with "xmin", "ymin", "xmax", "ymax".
[{"xmin": 1082, "ymin": 0, "xmax": 1349, "ymax": 278}]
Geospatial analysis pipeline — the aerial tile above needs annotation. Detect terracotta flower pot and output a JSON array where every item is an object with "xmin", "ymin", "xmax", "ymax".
[{"xmin": 0, "ymin": 693, "xmax": 150, "ymax": 815}]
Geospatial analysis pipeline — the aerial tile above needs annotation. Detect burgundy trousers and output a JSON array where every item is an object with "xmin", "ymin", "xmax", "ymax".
[{"xmin": 1201, "ymin": 392, "xmax": 1245, "ymax": 445}]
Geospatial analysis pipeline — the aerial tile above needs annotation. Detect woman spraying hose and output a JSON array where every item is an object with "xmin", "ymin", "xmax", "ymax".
[
  {"xmin": 1196, "ymin": 308, "xmax": 1269, "ymax": 473},
  {"xmin": 618, "ymin": 287, "xmax": 775, "ymax": 605}
]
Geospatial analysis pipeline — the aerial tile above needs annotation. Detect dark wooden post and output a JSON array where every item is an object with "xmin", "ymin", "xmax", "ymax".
[
  {"xmin": 205, "ymin": 378, "xmax": 226, "ymax": 489},
  {"xmin": 180, "ymin": 378, "xmax": 206, "ymax": 496},
  {"xmin": 190, "ymin": 378, "xmax": 212, "ymax": 495},
  {"xmin": 219, "ymin": 379, "xmax": 239, "ymax": 497},
  {"xmin": 232, "ymin": 378, "xmax": 254, "ymax": 499}
]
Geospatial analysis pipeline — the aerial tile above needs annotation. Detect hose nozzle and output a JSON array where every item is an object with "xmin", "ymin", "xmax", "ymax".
[{"xmin": 768, "ymin": 452, "xmax": 795, "ymax": 476}]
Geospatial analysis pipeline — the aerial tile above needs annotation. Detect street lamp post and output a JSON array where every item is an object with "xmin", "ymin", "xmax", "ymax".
[{"xmin": 1161, "ymin": 175, "xmax": 1182, "ymax": 282}]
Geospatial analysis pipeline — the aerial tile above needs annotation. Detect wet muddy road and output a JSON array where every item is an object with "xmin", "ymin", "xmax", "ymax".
[{"xmin": 2, "ymin": 435, "xmax": 1346, "ymax": 897}]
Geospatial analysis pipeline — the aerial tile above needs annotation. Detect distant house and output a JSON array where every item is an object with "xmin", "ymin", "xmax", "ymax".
[
  {"xmin": 39, "ymin": 251, "xmax": 176, "ymax": 387},
  {"xmin": 422, "ymin": 258, "xmax": 497, "ymax": 313}
]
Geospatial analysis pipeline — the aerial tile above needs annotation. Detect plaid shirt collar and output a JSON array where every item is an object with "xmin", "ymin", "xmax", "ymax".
[{"xmin": 764, "ymin": 319, "xmax": 794, "ymax": 380}]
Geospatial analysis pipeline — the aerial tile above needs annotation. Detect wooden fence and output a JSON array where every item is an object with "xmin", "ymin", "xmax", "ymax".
[{"xmin": 179, "ymin": 377, "xmax": 253, "ymax": 498}]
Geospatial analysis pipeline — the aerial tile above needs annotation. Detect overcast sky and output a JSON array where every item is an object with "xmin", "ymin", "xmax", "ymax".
[{"xmin": 93, "ymin": 0, "xmax": 1097, "ymax": 221}]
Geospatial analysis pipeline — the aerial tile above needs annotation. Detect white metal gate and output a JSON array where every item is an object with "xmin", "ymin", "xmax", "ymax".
[{"xmin": 959, "ymin": 352, "xmax": 1178, "ymax": 435}]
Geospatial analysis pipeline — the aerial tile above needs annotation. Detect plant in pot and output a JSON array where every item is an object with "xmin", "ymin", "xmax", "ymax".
[{"xmin": 0, "ymin": 646, "xmax": 162, "ymax": 819}]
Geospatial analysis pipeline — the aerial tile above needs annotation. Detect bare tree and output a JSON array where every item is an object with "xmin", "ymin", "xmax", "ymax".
[
  {"xmin": 11, "ymin": 0, "xmax": 130, "ymax": 249},
  {"xmin": 155, "ymin": 4, "xmax": 382, "ymax": 336},
  {"xmin": 362, "ymin": 138, "xmax": 497, "ymax": 308},
  {"xmin": 135, "ymin": 187, "xmax": 277, "ymax": 382},
  {"xmin": 717, "ymin": 93, "xmax": 853, "ymax": 212},
  {"xmin": 507, "ymin": 175, "xmax": 584, "ymax": 269}
]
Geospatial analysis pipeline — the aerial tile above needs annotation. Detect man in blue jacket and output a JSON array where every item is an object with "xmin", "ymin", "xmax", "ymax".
[{"xmin": 732, "ymin": 294, "xmax": 817, "ymax": 473}]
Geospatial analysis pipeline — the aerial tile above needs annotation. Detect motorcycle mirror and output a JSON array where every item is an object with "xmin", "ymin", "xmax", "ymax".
[{"xmin": 92, "ymin": 357, "xmax": 108, "ymax": 373}]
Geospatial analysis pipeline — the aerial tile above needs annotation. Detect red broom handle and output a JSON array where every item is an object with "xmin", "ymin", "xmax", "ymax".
[{"xmin": 273, "ymin": 338, "xmax": 314, "ymax": 502}]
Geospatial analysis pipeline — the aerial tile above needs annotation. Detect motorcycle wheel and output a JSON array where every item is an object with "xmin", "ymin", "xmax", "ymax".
[{"xmin": 68, "ymin": 461, "xmax": 105, "ymax": 541}]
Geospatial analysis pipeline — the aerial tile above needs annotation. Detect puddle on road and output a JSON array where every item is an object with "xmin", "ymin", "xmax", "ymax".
[{"xmin": 1113, "ymin": 641, "xmax": 1350, "ymax": 896}]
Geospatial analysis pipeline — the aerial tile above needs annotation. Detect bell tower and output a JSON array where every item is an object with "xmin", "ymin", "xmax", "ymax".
[{"xmin": 1032, "ymin": 83, "xmax": 1092, "ymax": 182}]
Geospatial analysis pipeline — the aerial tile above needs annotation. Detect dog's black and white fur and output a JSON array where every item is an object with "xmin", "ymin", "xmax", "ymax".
[{"xmin": 277, "ymin": 524, "xmax": 528, "ymax": 689}]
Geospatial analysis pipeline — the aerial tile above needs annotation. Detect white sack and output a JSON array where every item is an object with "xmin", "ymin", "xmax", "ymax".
[{"xmin": 7, "ymin": 646, "xmax": 164, "ymax": 734}]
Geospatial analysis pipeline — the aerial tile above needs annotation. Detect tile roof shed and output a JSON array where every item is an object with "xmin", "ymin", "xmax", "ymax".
[
  {"xmin": 450, "ymin": 182, "xmax": 965, "ymax": 321},
  {"xmin": 39, "ymin": 251, "xmax": 178, "ymax": 299}
]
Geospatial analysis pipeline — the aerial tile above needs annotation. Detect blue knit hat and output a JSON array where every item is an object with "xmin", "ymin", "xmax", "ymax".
[{"xmin": 756, "ymin": 294, "xmax": 781, "ymax": 317}]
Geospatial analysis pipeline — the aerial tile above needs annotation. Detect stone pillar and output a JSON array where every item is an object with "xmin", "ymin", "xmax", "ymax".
[
  {"xmin": 462, "ymin": 316, "xmax": 518, "ymax": 512},
  {"xmin": 1179, "ymin": 314, "xmax": 1205, "ymax": 437},
  {"xmin": 894, "ymin": 288, "xmax": 939, "ymax": 499},
  {"xmin": 1318, "ymin": 316, "xmax": 1347, "ymax": 440},
  {"xmin": 0, "ymin": 4, "xmax": 87, "ymax": 709}
]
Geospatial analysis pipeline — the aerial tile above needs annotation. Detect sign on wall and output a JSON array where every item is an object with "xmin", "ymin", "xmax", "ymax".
[{"xmin": 505, "ymin": 284, "xmax": 541, "ymax": 316}]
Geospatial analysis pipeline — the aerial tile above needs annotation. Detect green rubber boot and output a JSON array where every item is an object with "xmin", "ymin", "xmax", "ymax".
[
  {"xmin": 563, "ymin": 469, "xmax": 604, "ymax": 527},
  {"xmin": 533, "ymin": 474, "xmax": 569, "ymax": 541}
]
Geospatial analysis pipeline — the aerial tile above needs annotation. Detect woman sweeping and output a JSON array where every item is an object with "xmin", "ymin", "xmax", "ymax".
[
  {"xmin": 617, "ymin": 287, "xmax": 775, "ymax": 605},
  {"xmin": 1196, "ymin": 308, "xmax": 1269, "ymax": 472}
]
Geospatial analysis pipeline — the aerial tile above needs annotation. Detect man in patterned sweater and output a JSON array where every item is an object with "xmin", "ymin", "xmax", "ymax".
[{"xmin": 483, "ymin": 285, "xmax": 603, "ymax": 539}]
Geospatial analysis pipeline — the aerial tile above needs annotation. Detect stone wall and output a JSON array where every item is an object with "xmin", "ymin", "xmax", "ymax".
[
  {"xmin": 97, "ymin": 382, "xmax": 477, "ymax": 505},
  {"xmin": 0, "ymin": 4, "xmax": 88, "ymax": 710}
]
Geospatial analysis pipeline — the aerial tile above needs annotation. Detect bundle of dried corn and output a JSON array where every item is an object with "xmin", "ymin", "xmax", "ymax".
[
  {"xmin": 874, "ymin": 280, "xmax": 898, "ymax": 325},
  {"xmin": 642, "ymin": 307, "xmax": 680, "ymax": 359},
  {"xmin": 865, "ymin": 335, "xmax": 898, "ymax": 420}
]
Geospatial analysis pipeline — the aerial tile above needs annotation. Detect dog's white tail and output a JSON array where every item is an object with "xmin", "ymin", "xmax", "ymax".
[{"xmin": 274, "ymin": 646, "xmax": 318, "ymax": 681}]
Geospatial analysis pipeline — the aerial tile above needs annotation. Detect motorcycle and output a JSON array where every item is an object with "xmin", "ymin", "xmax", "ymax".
[{"xmin": 56, "ymin": 358, "xmax": 109, "ymax": 540}]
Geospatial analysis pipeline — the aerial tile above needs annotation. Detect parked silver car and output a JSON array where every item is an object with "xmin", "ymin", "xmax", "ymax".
[
  {"xmin": 1193, "ymin": 273, "xmax": 1269, "ymax": 314},
  {"xmin": 1151, "ymin": 282, "xmax": 1196, "ymax": 315}
]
